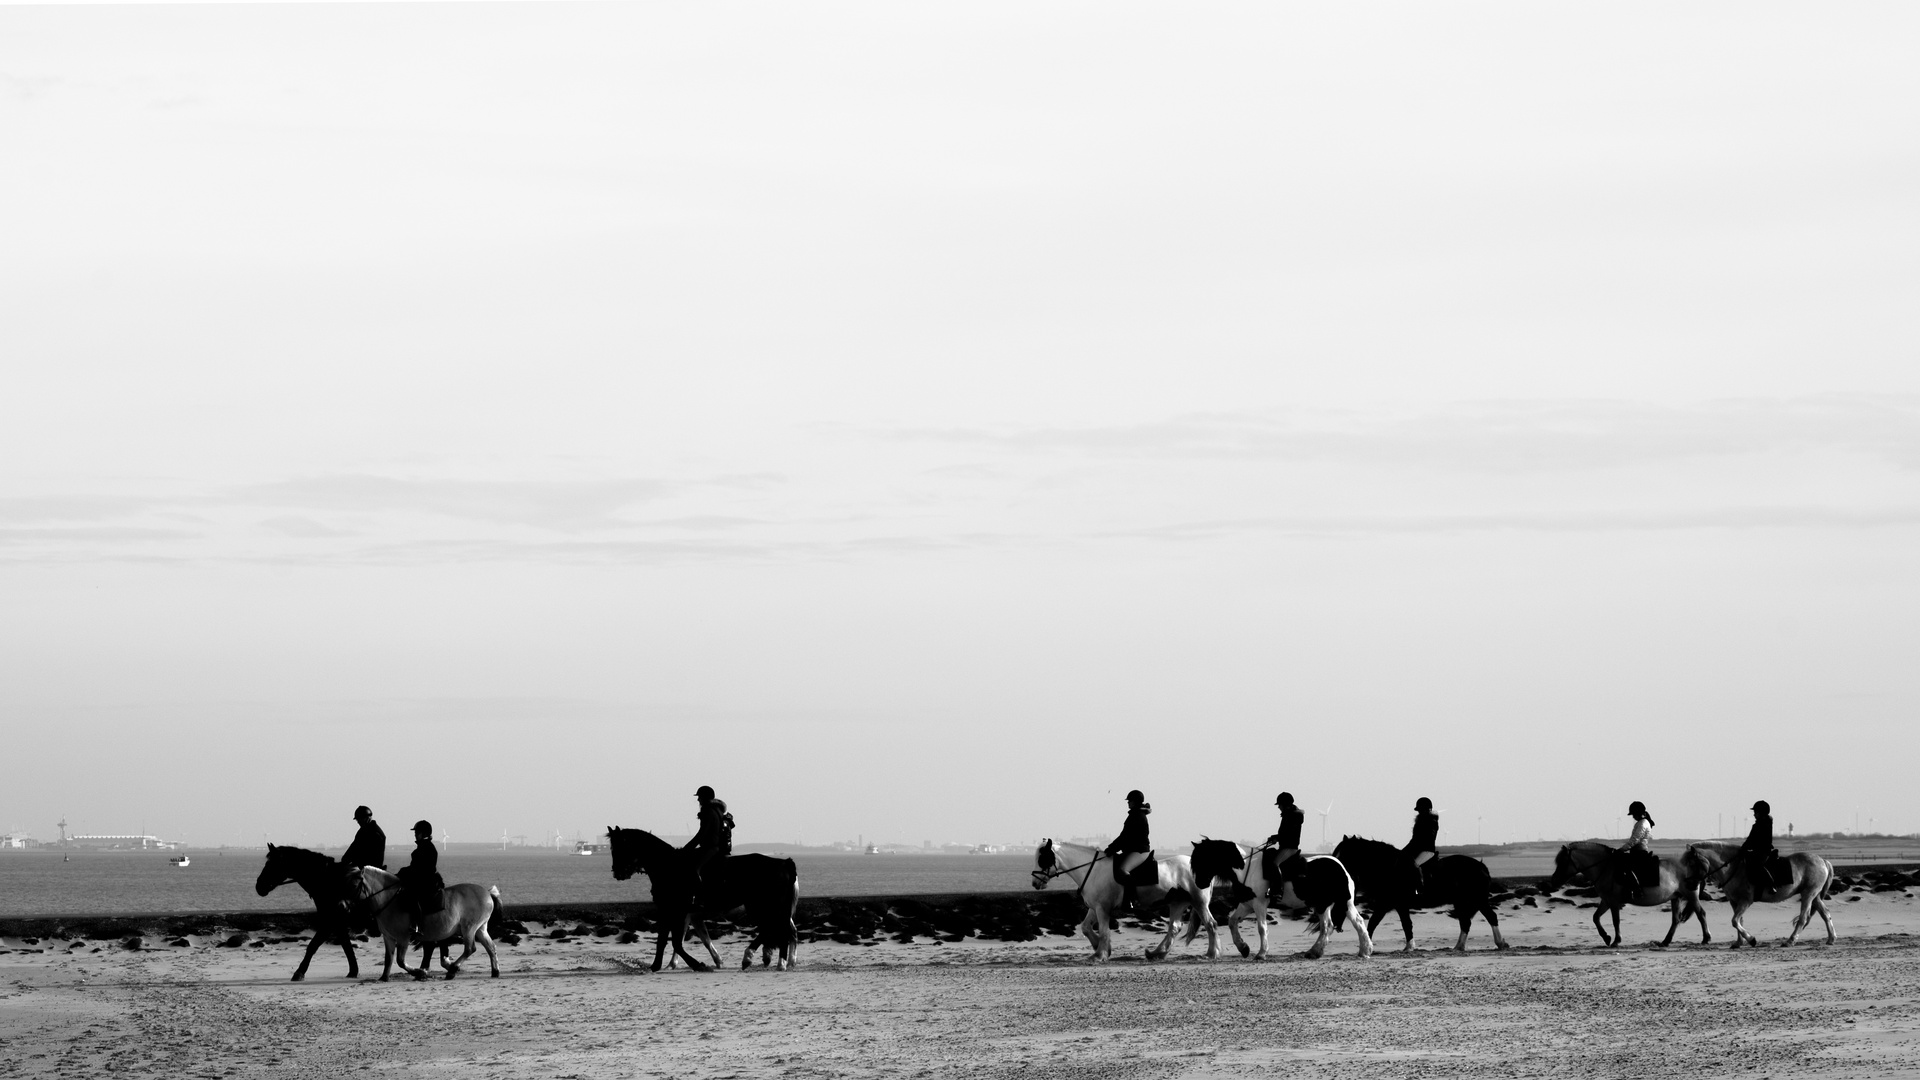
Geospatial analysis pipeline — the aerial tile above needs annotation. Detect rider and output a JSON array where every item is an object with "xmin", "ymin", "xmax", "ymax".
[
  {"xmin": 1404, "ymin": 797, "xmax": 1439, "ymax": 892},
  {"xmin": 342, "ymin": 805, "xmax": 386, "ymax": 870},
  {"xmin": 395, "ymin": 820, "xmax": 445, "ymax": 927},
  {"xmin": 682, "ymin": 786, "xmax": 735, "ymax": 898},
  {"xmin": 1104, "ymin": 790, "xmax": 1153, "ymax": 914},
  {"xmin": 1740, "ymin": 799, "xmax": 1778, "ymax": 890},
  {"xmin": 1265, "ymin": 792, "xmax": 1305, "ymax": 886},
  {"xmin": 1616, "ymin": 801, "xmax": 1656, "ymax": 888}
]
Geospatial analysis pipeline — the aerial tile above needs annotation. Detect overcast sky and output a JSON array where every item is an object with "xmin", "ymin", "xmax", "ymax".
[{"xmin": 3, "ymin": 2, "xmax": 1917, "ymax": 851}]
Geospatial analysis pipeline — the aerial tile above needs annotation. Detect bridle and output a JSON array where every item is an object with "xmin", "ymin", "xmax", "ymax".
[{"xmin": 1031, "ymin": 844, "xmax": 1104, "ymax": 901}]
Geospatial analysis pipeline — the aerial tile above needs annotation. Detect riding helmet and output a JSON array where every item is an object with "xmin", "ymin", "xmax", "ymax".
[
  {"xmin": 1628, "ymin": 800, "xmax": 1647, "ymax": 817},
  {"xmin": 695, "ymin": 785, "xmax": 716, "ymax": 800},
  {"xmin": 1125, "ymin": 789, "xmax": 1145, "ymax": 806},
  {"xmin": 1415, "ymin": 796, "xmax": 1433, "ymax": 812},
  {"xmin": 413, "ymin": 819, "xmax": 433, "ymax": 836},
  {"xmin": 1752, "ymin": 799, "xmax": 1770, "ymax": 815},
  {"xmin": 1276, "ymin": 792, "xmax": 1295, "ymax": 808},
  {"xmin": 353, "ymin": 805, "xmax": 372, "ymax": 819}
]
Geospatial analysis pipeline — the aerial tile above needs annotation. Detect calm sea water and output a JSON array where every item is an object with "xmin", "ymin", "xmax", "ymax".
[{"xmin": 0, "ymin": 849, "xmax": 1046, "ymax": 918}]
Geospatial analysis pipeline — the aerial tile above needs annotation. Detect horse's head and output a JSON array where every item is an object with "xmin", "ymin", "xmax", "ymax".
[
  {"xmin": 1188, "ymin": 838, "xmax": 1244, "ymax": 886},
  {"xmin": 1682, "ymin": 844, "xmax": 1726, "ymax": 886},
  {"xmin": 607, "ymin": 827, "xmax": 638, "ymax": 881},
  {"xmin": 1546, "ymin": 844, "xmax": 1576, "ymax": 891},
  {"xmin": 254, "ymin": 843, "xmax": 287, "ymax": 897},
  {"xmin": 1030, "ymin": 839, "xmax": 1056, "ymax": 890}
]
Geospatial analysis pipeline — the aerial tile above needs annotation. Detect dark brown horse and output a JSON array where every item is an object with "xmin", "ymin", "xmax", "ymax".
[
  {"xmin": 606, "ymin": 827, "xmax": 800, "ymax": 972},
  {"xmin": 1332, "ymin": 836, "xmax": 1510, "ymax": 952},
  {"xmin": 254, "ymin": 844, "xmax": 359, "ymax": 981}
]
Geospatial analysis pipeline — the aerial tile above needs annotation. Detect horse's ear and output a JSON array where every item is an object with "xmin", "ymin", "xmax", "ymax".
[{"xmin": 267, "ymin": 842, "xmax": 275, "ymax": 851}]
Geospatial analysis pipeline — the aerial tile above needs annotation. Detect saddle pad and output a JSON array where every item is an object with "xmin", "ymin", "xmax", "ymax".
[{"xmin": 1125, "ymin": 852, "xmax": 1159, "ymax": 886}]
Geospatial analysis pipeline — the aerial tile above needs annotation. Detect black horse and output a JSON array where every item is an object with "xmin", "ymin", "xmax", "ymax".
[
  {"xmin": 254, "ymin": 844, "xmax": 360, "ymax": 981},
  {"xmin": 605, "ymin": 827, "xmax": 800, "ymax": 972},
  {"xmin": 1331, "ymin": 836, "xmax": 1510, "ymax": 952}
]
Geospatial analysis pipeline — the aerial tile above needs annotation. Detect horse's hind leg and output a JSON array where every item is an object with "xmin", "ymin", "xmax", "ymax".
[
  {"xmin": 1483, "ymin": 906, "xmax": 1508, "ymax": 950},
  {"xmin": 1398, "ymin": 908, "xmax": 1415, "ymax": 952},
  {"xmin": 1225, "ymin": 909, "xmax": 1251, "ymax": 958},
  {"xmin": 1784, "ymin": 888, "xmax": 1815, "ymax": 946},
  {"xmin": 1453, "ymin": 911, "xmax": 1471, "ymax": 952},
  {"xmin": 1302, "ymin": 910, "xmax": 1330, "ymax": 959},
  {"xmin": 476, "ymin": 927, "xmax": 499, "ymax": 978},
  {"xmin": 1351, "ymin": 902, "xmax": 1374, "ymax": 958},
  {"xmin": 1813, "ymin": 897, "xmax": 1836, "ymax": 944}
]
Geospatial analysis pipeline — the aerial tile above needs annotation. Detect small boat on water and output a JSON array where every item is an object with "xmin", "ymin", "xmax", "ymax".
[
  {"xmin": 169, "ymin": 855, "xmax": 191, "ymax": 867},
  {"xmin": 572, "ymin": 841, "xmax": 599, "ymax": 857}
]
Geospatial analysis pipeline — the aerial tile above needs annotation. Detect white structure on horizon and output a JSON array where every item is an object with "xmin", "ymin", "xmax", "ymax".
[{"xmin": 67, "ymin": 834, "xmax": 177, "ymax": 849}]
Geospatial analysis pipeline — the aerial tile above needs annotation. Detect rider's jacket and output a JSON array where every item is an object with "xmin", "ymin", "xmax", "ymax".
[
  {"xmin": 1741, "ymin": 814, "xmax": 1773, "ymax": 861},
  {"xmin": 343, "ymin": 820, "xmax": 387, "ymax": 869},
  {"xmin": 1404, "ymin": 811, "xmax": 1439, "ymax": 856},
  {"xmin": 1105, "ymin": 807, "xmax": 1151, "ymax": 856},
  {"xmin": 402, "ymin": 837, "xmax": 438, "ymax": 883},
  {"xmin": 688, "ymin": 800, "xmax": 735, "ymax": 854},
  {"xmin": 1269, "ymin": 806, "xmax": 1304, "ymax": 850},
  {"xmin": 1620, "ymin": 818, "xmax": 1652, "ymax": 852}
]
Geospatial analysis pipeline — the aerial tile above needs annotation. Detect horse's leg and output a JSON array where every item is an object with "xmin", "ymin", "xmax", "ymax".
[
  {"xmin": 1813, "ymin": 895, "xmax": 1836, "ymax": 944},
  {"xmin": 691, "ymin": 917, "xmax": 723, "ymax": 968},
  {"xmin": 1080, "ymin": 905, "xmax": 1103, "ymax": 962},
  {"xmin": 1484, "ymin": 905, "xmax": 1509, "ymax": 950},
  {"xmin": 337, "ymin": 918, "xmax": 360, "ymax": 978},
  {"xmin": 1147, "ymin": 899, "xmax": 1179, "ymax": 961},
  {"xmin": 1398, "ymin": 907, "xmax": 1415, "ymax": 953},
  {"xmin": 1453, "ymin": 911, "xmax": 1471, "ymax": 952},
  {"xmin": 1302, "ymin": 909, "xmax": 1329, "ymax": 959},
  {"xmin": 291, "ymin": 927, "xmax": 326, "ymax": 981},
  {"xmin": 1610, "ymin": 905, "xmax": 1624, "ymax": 947},
  {"xmin": 651, "ymin": 928, "xmax": 670, "ymax": 972},
  {"xmin": 1729, "ymin": 899, "xmax": 1754, "ymax": 948},
  {"xmin": 1592, "ymin": 904, "xmax": 1611, "ymax": 946},
  {"xmin": 1784, "ymin": 885, "xmax": 1814, "ymax": 946},
  {"xmin": 670, "ymin": 917, "xmax": 709, "ymax": 971},
  {"xmin": 1224, "ymin": 904, "xmax": 1251, "ymax": 958},
  {"xmin": 1253, "ymin": 901, "xmax": 1270, "ymax": 960}
]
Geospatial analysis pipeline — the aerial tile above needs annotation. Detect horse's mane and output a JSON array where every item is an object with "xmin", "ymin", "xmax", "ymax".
[{"xmin": 266, "ymin": 844, "xmax": 338, "ymax": 872}]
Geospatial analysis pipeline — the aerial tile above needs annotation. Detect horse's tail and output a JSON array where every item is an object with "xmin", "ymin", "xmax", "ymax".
[
  {"xmin": 487, "ymin": 885, "xmax": 504, "ymax": 938},
  {"xmin": 1817, "ymin": 857, "xmax": 1835, "ymax": 900}
]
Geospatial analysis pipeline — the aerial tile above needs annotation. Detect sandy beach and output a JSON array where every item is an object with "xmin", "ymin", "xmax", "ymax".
[{"xmin": 3, "ymin": 883, "xmax": 1917, "ymax": 1079}]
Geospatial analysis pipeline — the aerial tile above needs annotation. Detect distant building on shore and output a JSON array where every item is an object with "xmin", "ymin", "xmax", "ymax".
[{"xmin": 66, "ymin": 834, "xmax": 180, "ymax": 850}]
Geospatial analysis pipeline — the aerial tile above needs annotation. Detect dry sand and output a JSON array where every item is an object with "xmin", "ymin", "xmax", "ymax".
[{"xmin": 3, "ymin": 889, "xmax": 1919, "ymax": 1079}]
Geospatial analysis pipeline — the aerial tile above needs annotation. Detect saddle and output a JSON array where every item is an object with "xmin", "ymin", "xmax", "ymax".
[
  {"xmin": 397, "ymin": 869, "xmax": 447, "ymax": 917},
  {"xmin": 1114, "ymin": 851, "xmax": 1158, "ymax": 887},
  {"xmin": 1261, "ymin": 849, "xmax": 1280, "ymax": 891}
]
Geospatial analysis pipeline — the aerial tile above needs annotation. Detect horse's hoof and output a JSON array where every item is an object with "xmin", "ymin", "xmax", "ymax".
[
  {"xmin": 378, "ymin": 975, "xmax": 391, "ymax": 983},
  {"xmin": 1237, "ymin": 943, "xmax": 1250, "ymax": 958},
  {"xmin": 290, "ymin": 973, "xmax": 305, "ymax": 982},
  {"xmin": 490, "ymin": 970, "xmax": 500, "ymax": 978}
]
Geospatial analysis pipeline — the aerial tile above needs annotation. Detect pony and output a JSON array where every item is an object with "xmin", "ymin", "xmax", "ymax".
[
  {"xmin": 1546, "ymin": 840, "xmax": 1708, "ymax": 948},
  {"xmin": 1188, "ymin": 838, "xmax": 1286, "ymax": 959},
  {"xmin": 1030, "ymin": 839, "xmax": 1219, "ymax": 963},
  {"xmin": 346, "ymin": 865, "xmax": 502, "ymax": 981},
  {"xmin": 1331, "ymin": 836, "xmax": 1509, "ymax": 952},
  {"xmin": 605, "ymin": 827, "xmax": 800, "ymax": 972},
  {"xmin": 254, "ymin": 844, "xmax": 360, "ymax": 981},
  {"xmin": 1270, "ymin": 852, "xmax": 1373, "ymax": 959},
  {"xmin": 1683, "ymin": 841, "xmax": 1836, "ymax": 948}
]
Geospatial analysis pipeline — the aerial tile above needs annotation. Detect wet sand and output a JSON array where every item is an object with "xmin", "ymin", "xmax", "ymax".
[{"xmin": 3, "ymin": 886, "xmax": 1918, "ymax": 1079}]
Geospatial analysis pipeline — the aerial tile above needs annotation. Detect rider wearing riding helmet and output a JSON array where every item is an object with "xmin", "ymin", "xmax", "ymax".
[
  {"xmin": 1404, "ymin": 798, "xmax": 1439, "ymax": 889},
  {"xmin": 1266, "ymin": 792, "xmax": 1305, "ymax": 865},
  {"xmin": 1104, "ymin": 790, "xmax": 1153, "ymax": 913},
  {"xmin": 395, "ymin": 819, "xmax": 444, "ymax": 923},
  {"xmin": 342, "ymin": 805, "xmax": 386, "ymax": 870},
  {"xmin": 1617, "ymin": 801, "xmax": 1657, "ymax": 888},
  {"xmin": 683, "ymin": 786, "xmax": 735, "ymax": 897},
  {"xmin": 1740, "ymin": 799, "xmax": 1778, "ymax": 889}
]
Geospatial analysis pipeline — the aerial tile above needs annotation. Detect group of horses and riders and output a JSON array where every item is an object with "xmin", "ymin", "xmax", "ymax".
[{"xmin": 1031, "ymin": 789, "xmax": 1836, "ymax": 964}]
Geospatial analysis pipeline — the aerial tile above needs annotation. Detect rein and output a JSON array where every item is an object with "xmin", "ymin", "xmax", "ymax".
[{"xmin": 1034, "ymin": 849, "xmax": 1105, "ymax": 903}]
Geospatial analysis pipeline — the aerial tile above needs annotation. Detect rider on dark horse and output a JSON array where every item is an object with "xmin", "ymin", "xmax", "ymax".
[
  {"xmin": 1615, "ymin": 801, "xmax": 1658, "ymax": 889},
  {"xmin": 682, "ymin": 786, "xmax": 735, "ymax": 901},
  {"xmin": 343, "ymin": 805, "xmax": 387, "ymax": 870},
  {"xmin": 1740, "ymin": 799, "xmax": 1780, "ymax": 890},
  {"xmin": 1404, "ymin": 797, "xmax": 1439, "ymax": 896},
  {"xmin": 1105, "ymin": 790, "xmax": 1153, "ymax": 914},
  {"xmin": 1264, "ymin": 792, "xmax": 1305, "ymax": 892},
  {"xmin": 395, "ymin": 820, "xmax": 445, "ymax": 930}
]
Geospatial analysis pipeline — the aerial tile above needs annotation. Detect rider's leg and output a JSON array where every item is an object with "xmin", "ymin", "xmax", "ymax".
[{"xmin": 1117, "ymin": 852, "xmax": 1149, "ymax": 913}]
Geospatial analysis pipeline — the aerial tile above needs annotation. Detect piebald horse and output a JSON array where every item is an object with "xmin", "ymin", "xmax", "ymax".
[
  {"xmin": 1683, "ymin": 842, "xmax": 1836, "ymax": 948},
  {"xmin": 347, "ymin": 866, "xmax": 503, "ymax": 981},
  {"xmin": 1188, "ymin": 839, "xmax": 1285, "ymax": 960},
  {"xmin": 1031, "ymin": 839, "xmax": 1218, "ymax": 962},
  {"xmin": 1547, "ymin": 840, "xmax": 1708, "ymax": 948}
]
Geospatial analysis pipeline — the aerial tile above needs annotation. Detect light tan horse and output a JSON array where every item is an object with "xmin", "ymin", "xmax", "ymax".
[
  {"xmin": 1683, "ymin": 841, "xmax": 1836, "ymax": 948},
  {"xmin": 1547, "ymin": 841, "xmax": 1709, "ymax": 947},
  {"xmin": 348, "ymin": 866, "xmax": 503, "ymax": 981}
]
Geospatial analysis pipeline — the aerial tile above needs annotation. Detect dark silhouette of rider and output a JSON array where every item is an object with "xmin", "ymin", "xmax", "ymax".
[
  {"xmin": 1741, "ymin": 800, "xmax": 1778, "ymax": 890},
  {"xmin": 1404, "ymin": 797, "xmax": 1439, "ymax": 892},
  {"xmin": 1105, "ymin": 790, "xmax": 1152, "ymax": 913},
  {"xmin": 395, "ymin": 820, "xmax": 444, "ymax": 925},
  {"xmin": 1617, "ymin": 801, "xmax": 1656, "ymax": 889},
  {"xmin": 682, "ymin": 786, "xmax": 734, "ymax": 898},
  {"xmin": 1265, "ymin": 792, "xmax": 1305, "ymax": 888},
  {"xmin": 342, "ymin": 805, "xmax": 386, "ymax": 870}
]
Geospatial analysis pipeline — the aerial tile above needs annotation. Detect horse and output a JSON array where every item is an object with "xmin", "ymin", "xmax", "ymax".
[
  {"xmin": 1683, "ymin": 842, "xmax": 1836, "ymax": 948},
  {"xmin": 605, "ymin": 827, "xmax": 800, "ymax": 972},
  {"xmin": 254, "ymin": 844, "xmax": 360, "ymax": 981},
  {"xmin": 1268, "ymin": 851, "xmax": 1373, "ymax": 959},
  {"xmin": 1546, "ymin": 840, "xmax": 1709, "ymax": 948},
  {"xmin": 1030, "ymin": 839, "xmax": 1219, "ymax": 963},
  {"xmin": 346, "ymin": 866, "xmax": 502, "ymax": 981},
  {"xmin": 1331, "ymin": 836, "xmax": 1510, "ymax": 952},
  {"xmin": 1188, "ymin": 839, "xmax": 1287, "ymax": 960}
]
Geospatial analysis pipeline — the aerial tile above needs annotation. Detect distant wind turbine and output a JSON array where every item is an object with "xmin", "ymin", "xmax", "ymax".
[{"xmin": 1318, "ymin": 803, "xmax": 1333, "ymax": 847}]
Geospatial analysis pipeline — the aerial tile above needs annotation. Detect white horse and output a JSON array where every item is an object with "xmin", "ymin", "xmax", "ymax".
[
  {"xmin": 348, "ymin": 866, "xmax": 502, "ymax": 981},
  {"xmin": 1683, "ymin": 842, "xmax": 1836, "ymax": 948},
  {"xmin": 1031, "ymin": 839, "xmax": 1219, "ymax": 962}
]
